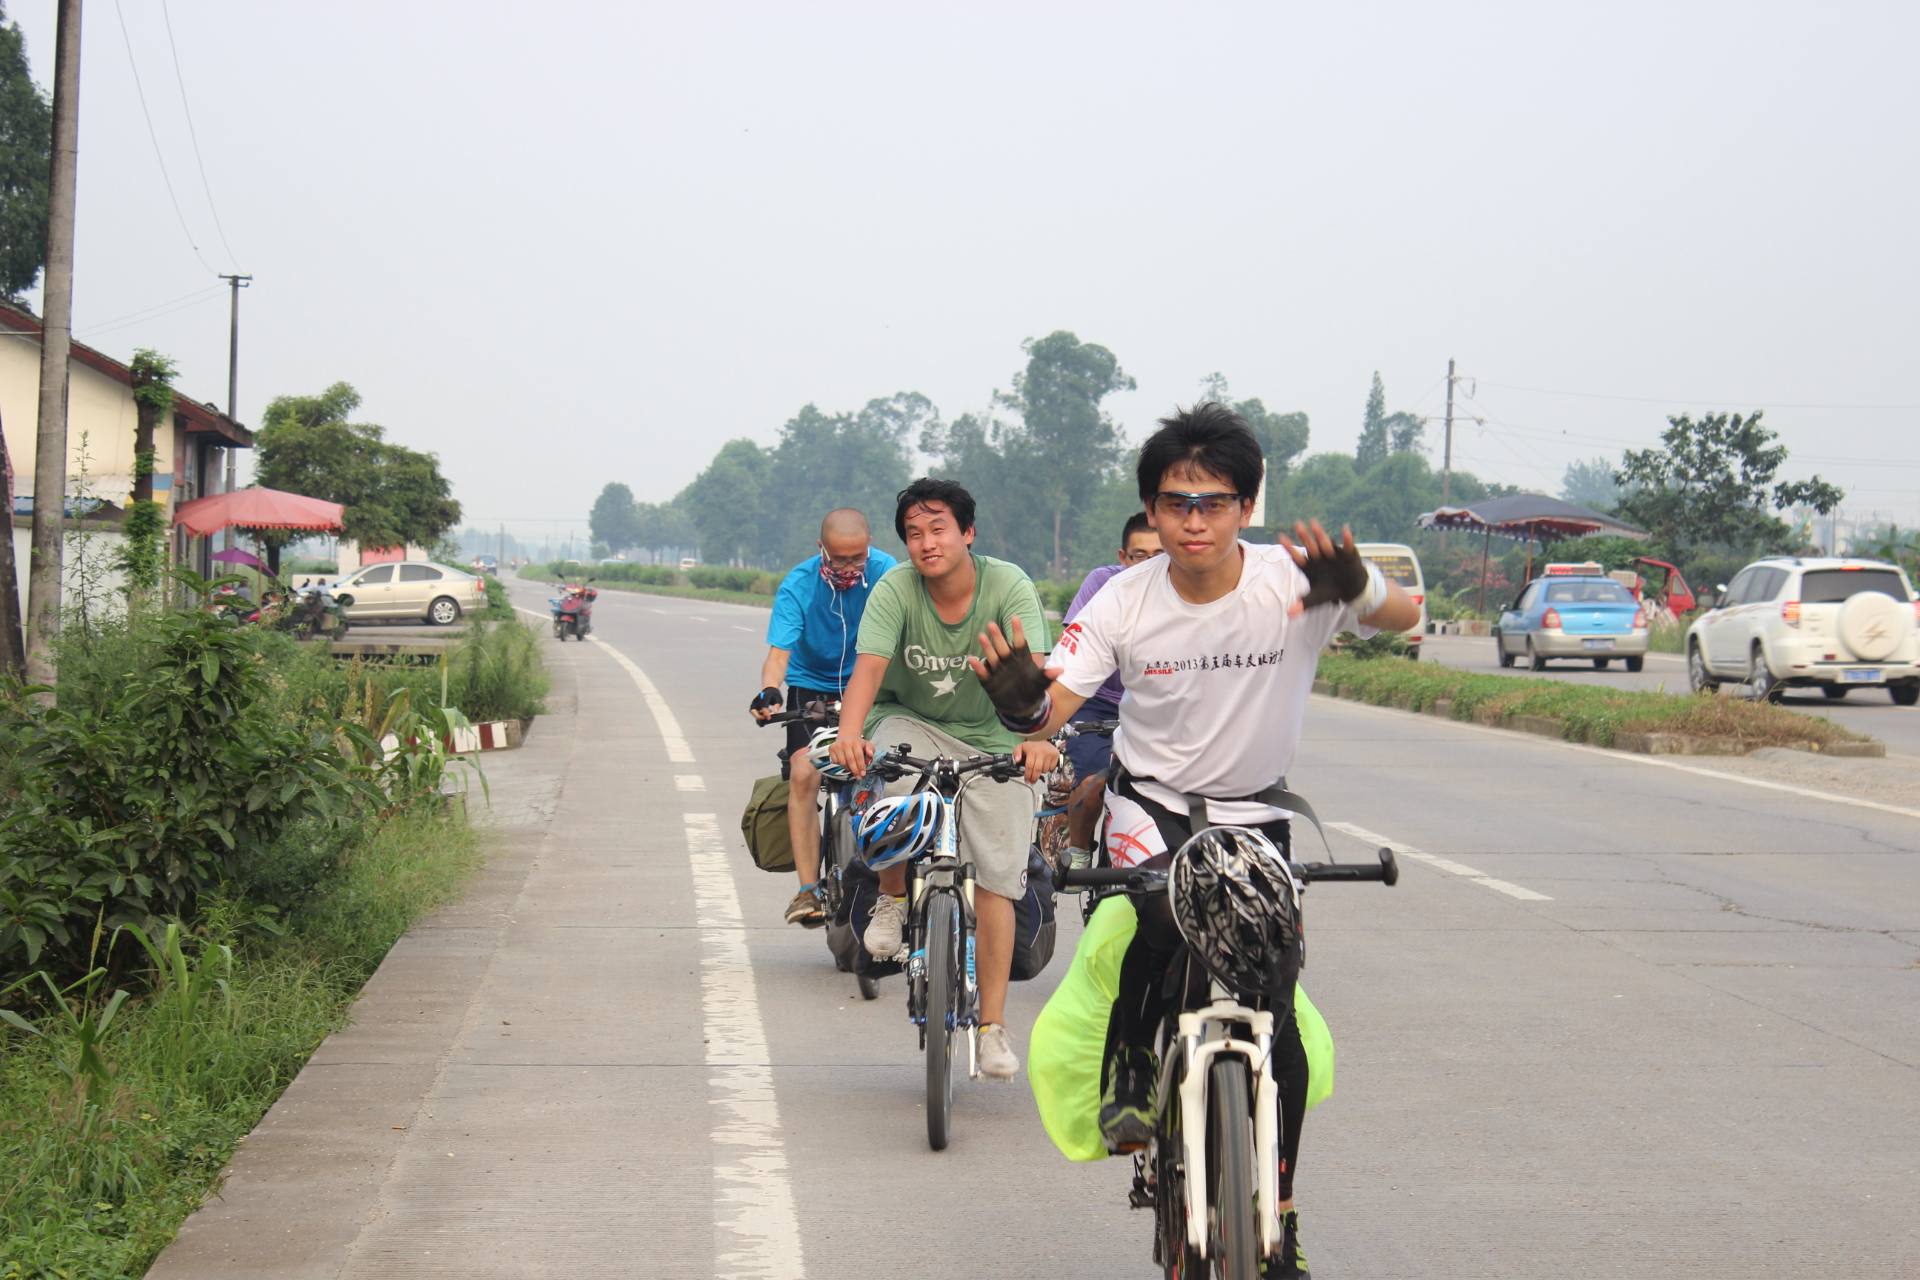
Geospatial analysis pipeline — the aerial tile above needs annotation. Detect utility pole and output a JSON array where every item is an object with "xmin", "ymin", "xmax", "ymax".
[
  {"xmin": 218, "ymin": 273, "xmax": 252, "ymax": 550},
  {"xmin": 1440, "ymin": 356, "xmax": 1456, "ymax": 508},
  {"xmin": 25, "ymin": 0, "xmax": 83, "ymax": 690}
]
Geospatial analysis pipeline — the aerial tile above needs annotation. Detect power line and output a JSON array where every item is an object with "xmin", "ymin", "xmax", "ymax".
[
  {"xmin": 1477, "ymin": 378, "xmax": 1920, "ymax": 413},
  {"xmin": 79, "ymin": 284, "xmax": 228, "ymax": 338},
  {"xmin": 112, "ymin": 0, "xmax": 214, "ymax": 275},
  {"xmin": 158, "ymin": 0, "xmax": 240, "ymax": 269}
]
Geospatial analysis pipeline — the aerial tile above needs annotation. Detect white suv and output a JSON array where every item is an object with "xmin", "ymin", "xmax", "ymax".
[{"xmin": 1685, "ymin": 557, "xmax": 1920, "ymax": 705}]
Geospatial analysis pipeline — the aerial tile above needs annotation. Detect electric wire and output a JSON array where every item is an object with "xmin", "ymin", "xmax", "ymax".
[
  {"xmin": 1476, "ymin": 378, "xmax": 1919, "ymax": 413},
  {"xmin": 113, "ymin": 0, "xmax": 214, "ymax": 275},
  {"xmin": 158, "ymin": 0, "xmax": 241, "ymax": 269}
]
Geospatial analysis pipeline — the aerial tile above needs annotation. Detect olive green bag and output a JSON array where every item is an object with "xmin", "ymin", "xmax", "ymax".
[{"xmin": 740, "ymin": 775, "xmax": 796, "ymax": 873}]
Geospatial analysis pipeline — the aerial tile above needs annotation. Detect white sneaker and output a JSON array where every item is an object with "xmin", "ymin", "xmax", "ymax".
[
  {"xmin": 977, "ymin": 1023, "xmax": 1018, "ymax": 1080},
  {"xmin": 863, "ymin": 893, "xmax": 905, "ymax": 958}
]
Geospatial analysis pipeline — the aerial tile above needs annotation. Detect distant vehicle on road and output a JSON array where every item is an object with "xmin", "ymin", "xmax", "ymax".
[
  {"xmin": 333, "ymin": 560, "xmax": 485, "ymax": 626},
  {"xmin": 470, "ymin": 554, "xmax": 498, "ymax": 576},
  {"xmin": 1355, "ymin": 542, "xmax": 1427, "ymax": 657},
  {"xmin": 1685, "ymin": 557, "xmax": 1919, "ymax": 704},
  {"xmin": 1494, "ymin": 574, "xmax": 1649, "ymax": 672},
  {"xmin": 678, "ymin": 556, "xmax": 699, "ymax": 571}
]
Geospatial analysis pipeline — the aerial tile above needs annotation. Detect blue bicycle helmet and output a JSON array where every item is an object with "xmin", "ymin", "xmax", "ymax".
[{"xmin": 855, "ymin": 792, "xmax": 942, "ymax": 869}]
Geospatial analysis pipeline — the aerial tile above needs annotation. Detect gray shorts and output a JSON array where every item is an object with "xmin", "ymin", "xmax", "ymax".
[{"xmin": 869, "ymin": 715, "xmax": 1038, "ymax": 900}]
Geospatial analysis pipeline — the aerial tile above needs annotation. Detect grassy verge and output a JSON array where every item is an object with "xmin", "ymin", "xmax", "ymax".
[
  {"xmin": 1647, "ymin": 617, "xmax": 1688, "ymax": 654},
  {"xmin": 1316, "ymin": 652, "xmax": 1872, "ymax": 751},
  {"xmin": 517, "ymin": 566, "xmax": 773, "ymax": 610},
  {"xmin": 0, "ymin": 811, "xmax": 482, "ymax": 1277}
]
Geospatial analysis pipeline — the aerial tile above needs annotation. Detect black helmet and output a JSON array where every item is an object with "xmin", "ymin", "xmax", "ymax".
[{"xmin": 1168, "ymin": 826, "xmax": 1301, "ymax": 996}]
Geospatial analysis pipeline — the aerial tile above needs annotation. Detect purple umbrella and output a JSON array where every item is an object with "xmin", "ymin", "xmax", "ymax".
[{"xmin": 211, "ymin": 546, "xmax": 269, "ymax": 572}]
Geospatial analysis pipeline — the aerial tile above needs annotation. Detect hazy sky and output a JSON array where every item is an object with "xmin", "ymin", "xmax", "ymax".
[{"xmin": 10, "ymin": 1, "xmax": 1919, "ymax": 542}]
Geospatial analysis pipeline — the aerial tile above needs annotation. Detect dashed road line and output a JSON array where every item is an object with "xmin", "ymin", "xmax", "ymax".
[
  {"xmin": 676, "ymin": 775, "xmax": 707, "ymax": 792},
  {"xmin": 1327, "ymin": 820, "xmax": 1553, "ymax": 901}
]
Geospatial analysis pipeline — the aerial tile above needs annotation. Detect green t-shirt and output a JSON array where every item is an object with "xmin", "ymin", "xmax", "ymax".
[{"xmin": 856, "ymin": 554, "xmax": 1050, "ymax": 753}]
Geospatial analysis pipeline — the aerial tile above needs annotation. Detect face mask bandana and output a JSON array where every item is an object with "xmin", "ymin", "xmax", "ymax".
[{"xmin": 819, "ymin": 551, "xmax": 865, "ymax": 591}]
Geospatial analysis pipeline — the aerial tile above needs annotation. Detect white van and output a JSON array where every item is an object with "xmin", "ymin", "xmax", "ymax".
[{"xmin": 1355, "ymin": 542, "xmax": 1428, "ymax": 657}]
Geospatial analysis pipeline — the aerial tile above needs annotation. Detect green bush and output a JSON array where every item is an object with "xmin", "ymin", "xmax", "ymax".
[
  {"xmin": 1035, "ymin": 579, "xmax": 1078, "ymax": 615},
  {"xmin": 687, "ymin": 566, "xmax": 767, "ymax": 593},
  {"xmin": 481, "ymin": 575, "xmax": 515, "ymax": 619},
  {"xmin": 1, "ymin": 610, "xmax": 365, "ymax": 984},
  {"xmin": 443, "ymin": 621, "xmax": 550, "ymax": 723}
]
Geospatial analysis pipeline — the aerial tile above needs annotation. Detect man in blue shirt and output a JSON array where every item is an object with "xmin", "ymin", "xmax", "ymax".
[{"xmin": 749, "ymin": 508, "xmax": 898, "ymax": 926}]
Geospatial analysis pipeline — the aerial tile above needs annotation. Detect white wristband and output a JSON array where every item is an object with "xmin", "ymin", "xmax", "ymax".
[{"xmin": 1354, "ymin": 561, "xmax": 1388, "ymax": 617}]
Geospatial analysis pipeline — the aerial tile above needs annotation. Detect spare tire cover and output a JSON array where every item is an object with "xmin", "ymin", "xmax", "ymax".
[{"xmin": 1838, "ymin": 590, "xmax": 1910, "ymax": 661}]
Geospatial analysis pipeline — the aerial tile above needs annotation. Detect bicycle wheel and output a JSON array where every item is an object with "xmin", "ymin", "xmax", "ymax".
[
  {"xmin": 1206, "ymin": 1059, "xmax": 1258, "ymax": 1279},
  {"xmin": 1156, "ymin": 1056, "xmax": 1203, "ymax": 1279},
  {"xmin": 923, "ymin": 891, "xmax": 959, "ymax": 1151}
]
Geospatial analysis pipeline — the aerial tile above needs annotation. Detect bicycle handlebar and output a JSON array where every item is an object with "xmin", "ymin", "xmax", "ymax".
[
  {"xmin": 1055, "ymin": 718, "xmax": 1119, "ymax": 740},
  {"xmin": 757, "ymin": 699, "xmax": 840, "ymax": 727},
  {"xmin": 867, "ymin": 745, "xmax": 1025, "ymax": 785},
  {"xmin": 1056, "ymin": 847, "xmax": 1400, "ymax": 891}
]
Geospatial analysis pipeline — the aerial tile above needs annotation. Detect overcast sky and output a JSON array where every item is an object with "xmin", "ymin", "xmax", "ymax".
[{"xmin": 11, "ymin": 1, "xmax": 1919, "ymax": 542}]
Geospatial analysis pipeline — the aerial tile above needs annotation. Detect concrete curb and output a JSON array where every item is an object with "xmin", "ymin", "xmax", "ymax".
[{"xmin": 1310, "ymin": 678, "xmax": 1888, "ymax": 758}]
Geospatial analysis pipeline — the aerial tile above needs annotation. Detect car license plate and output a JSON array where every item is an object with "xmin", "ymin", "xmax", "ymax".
[
  {"xmin": 1842, "ymin": 668, "xmax": 1880, "ymax": 683},
  {"xmin": 1582, "ymin": 638, "xmax": 1615, "ymax": 650}
]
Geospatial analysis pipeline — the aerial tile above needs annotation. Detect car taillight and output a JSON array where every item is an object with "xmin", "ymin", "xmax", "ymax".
[
  {"xmin": 1781, "ymin": 600, "xmax": 1800, "ymax": 626},
  {"xmin": 1633, "ymin": 606, "xmax": 1648, "ymax": 631},
  {"xmin": 1541, "ymin": 607, "xmax": 1562, "ymax": 629},
  {"xmin": 1410, "ymin": 593, "xmax": 1424, "ymax": 607}
]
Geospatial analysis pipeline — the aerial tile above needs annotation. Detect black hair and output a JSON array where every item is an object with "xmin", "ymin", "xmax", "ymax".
[
  {"xmin": 1136, "ymin": 401, "xmax": 1264, "ymax": 503},
  {"xmin": 1121, "ymin": 511, "xmax": 1153, "ymax": 545},
  {"xmin": 894, "ymin": 477, "xmax": 977, "ymax": 541}
]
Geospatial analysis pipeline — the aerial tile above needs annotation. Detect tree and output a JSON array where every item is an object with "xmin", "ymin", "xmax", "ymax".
[
  {"xmin": 1560, "ymin": 456, "xmax": 1622, "ymax": 511},
  {"xmin": 589, "ymin": 482, "xmax": 639, "ymax": 552},
  {"xmin": 633, "ymin": 500, "xmax": 696, "ymax": 562},
  {"xmin": 1614, "ymin": 411, "xmax": 1843, "ymax": 553},
  {"xmin": 1356, "ymin": 373, "xmax": 1389, "ymax": 469},
  {"xmin": 996, "ymin": 331, "xmax": 1135, "ymax": 576},
  {"xmin": 254, "ymin": 381, "xmax": 462, "ymax": 567},
  {"xmin": 119, "ymin": 349, "xmax": 175, "ymax": 593},
  {"xmin": 0, "ymin": 1, "xmax": 51, "ymax": 299},
  {"xmin": 1385, "ymin": 411, "xmax": 1425, "ymax": 457},
  {"xmin": 1196, "ymin": 374, "xmax": 1312, "ymax": 535},
  {"xmin": 679, "ymin": 438, "xmax": 770, "ymax": 566}
]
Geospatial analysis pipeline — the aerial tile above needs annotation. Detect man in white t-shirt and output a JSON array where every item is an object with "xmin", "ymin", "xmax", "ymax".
[{"xmin": 970, "ymin": 402, "xmax": 1418, "ymax": 1280}]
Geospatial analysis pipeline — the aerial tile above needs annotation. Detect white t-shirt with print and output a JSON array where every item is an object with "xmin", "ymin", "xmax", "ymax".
[{"xmin": 1049, "ymin": 541, "xmax": 1372, "ymax": 825}]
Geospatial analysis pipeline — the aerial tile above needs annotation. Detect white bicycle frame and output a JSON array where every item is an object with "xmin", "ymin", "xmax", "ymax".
[{"xmin": 1160, "ymin": 988, "xmax": 1284, "ymax": 1260}]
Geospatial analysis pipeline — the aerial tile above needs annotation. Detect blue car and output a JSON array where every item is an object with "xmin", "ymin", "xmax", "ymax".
[{"xmin": 1495, "ymin": 574, "xmax": 1649, "ymax": 671}]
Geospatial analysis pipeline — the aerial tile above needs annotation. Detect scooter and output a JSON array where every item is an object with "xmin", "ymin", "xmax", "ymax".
[{"xmin": 550, "ymin": 580, "xmax": 598, "ymax": 641}]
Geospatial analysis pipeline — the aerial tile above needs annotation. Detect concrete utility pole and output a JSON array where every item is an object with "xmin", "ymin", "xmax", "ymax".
[
  {"xmin": 1440, "ymin": 356, "xmax": 1456, "ymax": 508},
  {"xmin": 25, "ymin": 0, "xmax": 83, "ymax": 689},
  {"xmin": 219, "ymin": 273, "xmax": 251, "ymax": 550}
]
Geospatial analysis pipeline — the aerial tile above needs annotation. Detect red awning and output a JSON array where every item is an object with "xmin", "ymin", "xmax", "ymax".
[{"xmin": 171, "ymin": 486, "xmax": 344, "ymax": 537}]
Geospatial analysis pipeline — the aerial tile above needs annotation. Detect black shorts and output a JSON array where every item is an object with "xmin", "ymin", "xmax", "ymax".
[{"xmin": 781, "ymin": 685, "xmax": 838, "ymax": 779}]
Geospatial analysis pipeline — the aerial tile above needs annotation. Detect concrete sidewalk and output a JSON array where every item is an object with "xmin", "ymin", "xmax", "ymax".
[{"xmin": 148, "ymin": 635, "xmax": 708, "ymax": 1278}]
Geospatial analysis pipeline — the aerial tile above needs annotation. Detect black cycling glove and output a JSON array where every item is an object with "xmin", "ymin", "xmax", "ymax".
[
  {"xmin": 749, "ymin": 686, "xmax": 783, "ymax": 716},
  {"xmin": 979, "ymin": 633, "xmax": 1052, "ymax": 726},
  {"xmin": 1297, "ymin": 541, "xmax": 1370, "ymax": 609}
]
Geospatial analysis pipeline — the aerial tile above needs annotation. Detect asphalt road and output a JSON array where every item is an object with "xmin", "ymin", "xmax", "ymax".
[
  {"xmin": 499, "ymin": 581, "xmax": 1919, "ymax": 1278},
  {"xmin": 1418, "ymin": 633, "xmax": 1920, "ymax": 758}
]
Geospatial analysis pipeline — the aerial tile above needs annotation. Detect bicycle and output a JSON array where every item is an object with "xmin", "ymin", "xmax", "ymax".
[
  {"xmin": 861, "ymin": 740, "xmax": 1030, "ymax": 1152},
  {"xmin": 757, "ymin": 700, "xmax": 884, "ymax": 1002},
  {"xmin": 1058, "ymin": 845, "xmax": 1397, "ymax": 1278}
]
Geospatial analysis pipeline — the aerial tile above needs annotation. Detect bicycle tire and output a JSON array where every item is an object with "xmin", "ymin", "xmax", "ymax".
[
  {"xmin": 1207, "ymin": 1058, "xmax": 1258, "ymax": 1279},
  {"xmin": 924, "ymin": 892, "xmax": 959, "ymax": 1151}
]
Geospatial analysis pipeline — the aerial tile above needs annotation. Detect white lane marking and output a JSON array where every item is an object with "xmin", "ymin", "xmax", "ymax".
[
  {"xmin": 689, "ymin": 615, "xmax": 709, "ymax": 622},
  {"xmin": 587, "ymin": 637, "xmax": 695, "ymax": 762},
  {"xmin": 733, "ymin": 625, "xmax": 755, "ymax": 633},
  {"xmin": 1317, "ymin": 694, "xmax": 1920, "ymax": 823},
  {"xmin": 676, "ymin": 775, "xmax": 707, "ymax": 792},
  {"xmin": 686, "ymin": 812, "xmax": 806, "ymax": 1279},
  {"xmin": 1327, "ymin": 821, "xmax": 1553, "ymax": 901},
  {"xmin": 512, "ymin": 605, "xmax": 549, "ymax": 623}
]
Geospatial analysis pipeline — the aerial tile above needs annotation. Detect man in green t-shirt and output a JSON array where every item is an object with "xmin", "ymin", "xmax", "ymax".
[{"xmin": 830, "ymin": 478, "xmax": 1059, "ymax": 1080}]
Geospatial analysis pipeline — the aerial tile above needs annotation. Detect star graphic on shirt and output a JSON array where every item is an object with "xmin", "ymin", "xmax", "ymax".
[{"xmin": 928, "ymin": 671, "xmax": 959, "ymax": 697}]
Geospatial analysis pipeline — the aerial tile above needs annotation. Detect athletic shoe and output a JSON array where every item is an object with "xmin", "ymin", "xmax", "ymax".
[
  {"xmin": 1266, "ymin": 1209, "xmax": 1310, "ymax": 1279},
  {"xmin": 977, "ymin": 1023, "xmax": 1019, "ymax": 1079},
  {"xmin": 1098, "ymin": 1045, "xmax": 1157, "ymax": 1153},
  {"xmin": 783, "ymin": 887, "xmax": 825, "ymax": 928},
  {"xmin": 863, "ymin": 893, "xmax": 906, "ymax": 957}
]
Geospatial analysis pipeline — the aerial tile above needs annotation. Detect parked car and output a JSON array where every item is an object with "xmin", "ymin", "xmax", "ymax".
[
  {"xmin": 1494, "ymin": 574, "xmax": 1649, "ymax": 671},
  {"xmin": 332, "ymin": 560, "xmax": 485, "ymax": 625},
  {"xmin": 1354, "ymin": 542, "xmax": 1428, "ymax": 657},
  {"xmin": 1684, "ymin": 557, "xmax": 1920, "ymax": 704}
]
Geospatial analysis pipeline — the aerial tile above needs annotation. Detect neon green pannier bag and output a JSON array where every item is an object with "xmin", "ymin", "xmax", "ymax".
[{"xmin": 1027, "ymin": 896, "xmax": 1335, "ymax": 1162}]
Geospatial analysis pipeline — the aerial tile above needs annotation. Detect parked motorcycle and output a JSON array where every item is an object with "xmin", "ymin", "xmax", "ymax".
[{"xmin": 550, "ymin": 580, "xmax": 598, "ymax": 641}]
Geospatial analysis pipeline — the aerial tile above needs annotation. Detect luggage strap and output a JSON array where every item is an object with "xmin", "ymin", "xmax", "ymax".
[{"xmin": 1110, "ymin": 761, "xmax": 1333, "ymax": 860}]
